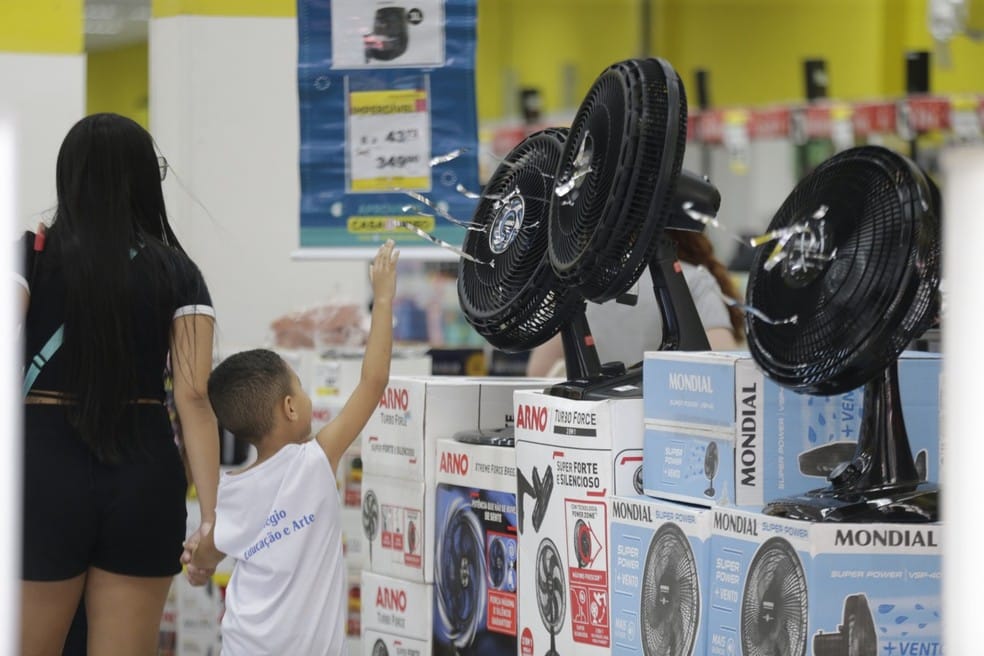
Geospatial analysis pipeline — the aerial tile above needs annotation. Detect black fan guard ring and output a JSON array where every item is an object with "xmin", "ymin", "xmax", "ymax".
[
  {"xmin": 740, "ymin": 536, "xmax": 808, "ymax": 656},
  {"xmin": 548, "ymin": 57, "xmax": 688, "ymax": 304},
  {"xmin": 745, "ymin": 146, "xmax": 940, "ymax": 395},
  {"xmin": 535, "ymin": 537, "xmax": 567, "ymax": 634},
  {"xmin": 640, "ymin": 522, "xmax": 700, "ymax": 656},
  {"xmin": 458, "ymin": 128, "xmax": 585, "ymax": 351},
  {"xmin": 435, "ymin": 498, "xmax": 487, "ymax": 648}
]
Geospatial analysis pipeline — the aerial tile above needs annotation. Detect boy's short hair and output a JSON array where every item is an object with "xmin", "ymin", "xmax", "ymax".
[{"xmin": 208, "ymin": 349, "xmax": 294, "ymax": 443}]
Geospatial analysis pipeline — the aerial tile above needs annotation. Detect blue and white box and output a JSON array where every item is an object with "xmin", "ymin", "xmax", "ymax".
[
  {"xmin": 608, "ymin": 496, "xmax": 711, "ymax": 656},
  {"xmin": 707, "ymin": 507, "xmax": 942, "ymax": 656},
  {"xmin": 642, "ymin": 351, "xmax": 941, "ymax": 509}
]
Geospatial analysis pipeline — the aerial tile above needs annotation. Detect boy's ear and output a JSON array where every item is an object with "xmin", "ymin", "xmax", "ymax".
[{"xmin": 282, "ymin": 394, "xmax": 298, "ymax": 422}]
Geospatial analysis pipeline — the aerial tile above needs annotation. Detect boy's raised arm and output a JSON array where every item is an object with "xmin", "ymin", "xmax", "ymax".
[{"xmin": 316, "ymin": 240, "xmax": 398, "ymax": 472}]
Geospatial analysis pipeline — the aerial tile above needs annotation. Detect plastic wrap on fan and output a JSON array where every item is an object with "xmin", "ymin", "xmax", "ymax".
[{"xmin": 269, "ymin": 303, "xmax": 369, "ymax": 350}]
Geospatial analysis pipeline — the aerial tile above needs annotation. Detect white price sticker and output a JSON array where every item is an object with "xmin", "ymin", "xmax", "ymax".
[{"xmin": 347, "ymin": 88, "xmax": 431, "ymax": 192}]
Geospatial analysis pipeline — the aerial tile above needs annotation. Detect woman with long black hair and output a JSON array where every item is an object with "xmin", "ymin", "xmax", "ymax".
[{"xmin": 15, "ymin": 113, "xmax": 219, "ymax": 654}]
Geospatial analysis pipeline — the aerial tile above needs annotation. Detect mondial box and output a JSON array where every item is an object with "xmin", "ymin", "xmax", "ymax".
[
  {"xmin": 707, "ymin": 507, "xmax": 942, "ymax": 656},
  {"xmin": 515, "ymin": 390, "xmax": 644, "ymax": 656},
  {"xmin": 608, "ymin": 496, "xmax": 711, "ymax": 656},
  {"xmin": 361, "ymin": 571, "xmax": 433, "ymax": 656},
  {"xmin": 433, "ymin": 438, "xmax": 519, "ymax": 656},
  {"xmin": 362, "ymin": 377, "xmax": 553, "ymax": 484},
  {"xmin": 642, "ymin": 351, "xmax": 941, "ymax": 509},
  {"xmin": 360, "ymin": 473, "xmax": 433, "ymax": 582}
]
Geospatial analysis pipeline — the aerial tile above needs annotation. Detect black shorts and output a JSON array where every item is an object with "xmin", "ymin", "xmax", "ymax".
[{"xmin": 22, "ymin": 405, "xmax": 188, "ymax": 581}]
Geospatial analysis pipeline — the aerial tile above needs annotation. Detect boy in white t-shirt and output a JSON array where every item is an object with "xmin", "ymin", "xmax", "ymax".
[{"xmin": 182, "ymin": 240, "xmax": 398, "ymax": 655}]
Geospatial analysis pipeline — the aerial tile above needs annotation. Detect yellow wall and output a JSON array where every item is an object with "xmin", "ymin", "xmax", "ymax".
[
  {"xmin": 476, "ymin": 0, "xmax": 984, "ymax": 120},
  {"xmin": 87, "ymin": 43, "xmax": 150, "ymax": 128},
  {"xmin": 0, "ymin": 0, "xmax": 83, "ymax": 54}
]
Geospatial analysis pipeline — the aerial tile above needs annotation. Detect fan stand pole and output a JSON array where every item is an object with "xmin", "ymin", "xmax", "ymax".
[
  {"xmin": 650, "ymin": 235, "xmax": 711, "ymax": 351},
  {"xmin": 559, "ymin": 308, "xmax": 603, "ymax": 380}
]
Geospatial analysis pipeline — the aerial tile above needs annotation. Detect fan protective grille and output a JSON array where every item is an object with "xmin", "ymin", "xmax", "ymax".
[
  {"xmin": 741, "ymin": 537, "xmax": 808, "ymax": 656},
  {"xmin": 458, "ymin": 128, "xmax": 584, "ymax": 351},
  {"xmin": 640, "ymin": 523, "xmax": 700, "ymax": 656},
  {"xmin": 549, "ymin": 57, "xmax": 688, "ymax": 303},
  {"xmin": 535, "ymin": 538, "xmax": 567, "ymax": 633},
  {"xmin": 436, "ymin": 501, "xmax": 486, "ymax": 647},
  {"xmin": 746, "ymin": 146, "xmax": 940, "ymax": 394}
]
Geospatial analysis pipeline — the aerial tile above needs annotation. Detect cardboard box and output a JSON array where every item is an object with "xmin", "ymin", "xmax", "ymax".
[
  {"xmin": 515, "ymin": 390, "xmax": 644, "ymax": 655},
  {"xmin": 433, "ymin": 438, "xmax": 519, "ymax": 655},
  {"xmin": 608, "ymin": 496, "xmax": 711, "ymax": 656},
  {"xmin": 361, "ymin": 571, "xmax": 434, "ymax": 655},
  {"xmin": 642, "ymin": 351, "xmax": 941, "ymax": 509},
  {"xmin": 361, "ymin": 474, "xmax": 434, "ymax": 582},
  {"xmin": 341, "ymin": 506, "xmax": 366, "ymax": 570},
  {"xmin": 362, "ymin": 376, "xmax": 553, "ymax": 484},
  {"xmin": 707, "ymin": 507, "xmax": 941, "ymax": 656}
]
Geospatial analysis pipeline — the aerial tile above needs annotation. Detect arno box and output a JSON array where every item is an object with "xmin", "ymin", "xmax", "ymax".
[
  {"xmin": 362, "ymin": 376, "xmax": 554, "ymax": 484},
  {"xmin": 608, "ymin": 496, "xmax": 711, "ymax": 656},
  {"xmin": 433, "ymin": 438, "xmax": 519, "ymax": 656},
  {"xmin": 707, "ymin": 507, "xmax": 942, "ymax": 656},
  {"xmin": 642, "ymin": 351, "xmax": 941, "ymax": 509},
  {"xmin": 515, "ymin": 390, "xmax": 644, "ymax": 656},
  {"xmin": 360, "ymin": 473, "xmax": 435, "ymax": 582},
  {"xmin": 361, "ymin": 570, "xmax": 433, "ymax": 656}
]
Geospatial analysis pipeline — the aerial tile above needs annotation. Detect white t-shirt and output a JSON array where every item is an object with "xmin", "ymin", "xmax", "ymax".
[
  {"xmin": 214, "ymin": 440, "xmax": 345, "ymax": 655},
  {"xmin": 584, "ymin": 262, "xmax": 732, "ymax": 367}
]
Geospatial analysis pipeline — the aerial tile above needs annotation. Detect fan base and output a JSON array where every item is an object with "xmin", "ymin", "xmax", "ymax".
[
  {"xmin": 763, "ymin": 481, "xmax": 938, "ymax": 522},
  {"xmin": 547, "ymin": 367, "xmax": 644, "ymax": 400}
]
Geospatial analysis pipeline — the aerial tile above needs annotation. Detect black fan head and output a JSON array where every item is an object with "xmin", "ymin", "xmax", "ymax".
[
  {"xmin": 458, "ymin": 128, "xmax": 585, "ymax": 351},
  {"xmin": 548, "ymin": 57, "xmax": 687, "ymax": 303},
  {"xmin": 372, "ymin": 638, "xmax": 389, "ymax": 656},
  {"xmin": 364, "ymin": 7, "xmax": 408, "ymax": 61},
  {"xmin": 745, "ymin": 145, "xmax": 940, "ymax": 395},
  {"xmin": 633, "ymin": 465, "xmax": 645, "ymax": 495},
  {"xmin": 436, "ymin": 501, "xmax": 486, "ymax": 647},
  {"xmin": 741, "ymin": 537, "xmax": 808, "ymax": 656},
  {"xmin": 704, "ymin": 441, "xmax": 719, "ymax": 480},
  {"xmin": 535, "ymin": 538, "xmax": 567, "ymax": 633},
  {"xmin": 362, "ymin": 489, "xmax": 379, "ymax": 541},
  {"xmin": 813, "ymin": 594, "xmax": 877, "ymax": 656},
  {"xmin": 640, "ymin": 522, "xmax": 700, "ymax": 656},
  {"xmin": 574, "ymin": 518, "xmax": 592, "ymax": 568}
]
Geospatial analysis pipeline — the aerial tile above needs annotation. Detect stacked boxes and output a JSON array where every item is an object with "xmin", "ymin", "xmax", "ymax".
[
  {"xmin": 360, "ymin": 376, "xmax": 551, "ymax": 654},
  {"xmin": 514, "ymin": 390, "xmax": 644, "ymax": 655},
  {"xmin": 433, "ymin": 438, "xmax": 519, "ymax": 655},
  {"xmin": 707, "ymin": 507, "xmax": 942, "ymax": 656},
  {"xmin": 641, "ymin": 351, "xmax": 941, "ymax": 510}
]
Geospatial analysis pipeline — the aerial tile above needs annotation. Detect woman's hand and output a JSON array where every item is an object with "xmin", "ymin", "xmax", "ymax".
[{"xmin": 369, "ymin": 240, "xmax": 399, "ymax": 304}]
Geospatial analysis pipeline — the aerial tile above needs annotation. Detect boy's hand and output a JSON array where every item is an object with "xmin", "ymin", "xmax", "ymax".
[
  {"xmin": 182, "ymin": 521, "xmax": 222, "ymax": 586},
  {"xmin": 369, "ymin": 239, "xmax": 399, "ymax": 303}
]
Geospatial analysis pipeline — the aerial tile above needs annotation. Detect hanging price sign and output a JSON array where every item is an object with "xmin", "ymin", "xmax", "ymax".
[{"xmin": 347, "ymin": 89, "xmax": 432, "ymax": 192}]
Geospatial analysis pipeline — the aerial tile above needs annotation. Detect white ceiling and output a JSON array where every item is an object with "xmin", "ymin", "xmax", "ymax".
[{"xmin": 85, "ymin": 0, "xmax": 151, "ymax": 51}]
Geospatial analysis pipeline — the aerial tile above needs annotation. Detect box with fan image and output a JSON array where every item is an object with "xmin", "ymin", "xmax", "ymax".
[
  {"xmin": 361, "ymin": 376, "xmax": 554, "ymax": 485},
  {"xmin": 607, "ymin": 496, "xmax": 712, "ymax": 656},
  {"xmin": 514, "ymin": 390, "xmax": 645, "ymax": 656},
  {"xmin": 361, "ymin": 571, "xmax": 433, "ymax": 656},
  {"xmin": 642, "ymin": 351, "xmax": 941, "ymax": 509},
  {"xmin": 433, "ymin": 438, "xmax": 519, "ymax": 655},
  {"xmin": 705, "ymin": 507, "xmax": 942, "ymax": 656},
  {"xmin": 360, "ymin": 473, "xmax": 434, "ymax": 582}
]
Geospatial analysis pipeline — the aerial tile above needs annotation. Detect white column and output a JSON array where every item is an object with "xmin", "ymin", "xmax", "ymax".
[
  {"xmin": 149, "ymin": 12, "xmax": 370, "ymax": 352},
  {"xmin": 940, "ymin": 145, "xmax": 984, "ymax": 655}
]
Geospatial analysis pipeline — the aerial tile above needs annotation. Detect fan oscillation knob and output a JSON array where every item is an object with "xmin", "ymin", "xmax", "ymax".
[{"xmin": 828, "ymin": 460, "xmax": 861, "ymax": 487}]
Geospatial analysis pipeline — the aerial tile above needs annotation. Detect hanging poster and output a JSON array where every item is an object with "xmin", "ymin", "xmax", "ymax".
[{"xmin": 297, "ymin": 0, "xmax": 480, "ymax": 257}]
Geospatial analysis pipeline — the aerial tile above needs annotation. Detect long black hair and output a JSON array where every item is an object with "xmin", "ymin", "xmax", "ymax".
[{"xmin": 47, "ymin": 113, "xmax": 187, "ymax": 460}]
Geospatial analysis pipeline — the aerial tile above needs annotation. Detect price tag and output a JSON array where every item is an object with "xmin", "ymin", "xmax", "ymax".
[{"xmin": 348, "ymin": 88, "xmax": 431, "ymax": 192}]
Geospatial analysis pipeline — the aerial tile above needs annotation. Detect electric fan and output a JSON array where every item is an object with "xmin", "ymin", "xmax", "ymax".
[
  {"xmin": 488, "ymin": 536, "xmax": 507, "ymax": 589},
  {"xmin": 435, "ymin": 498, "xmax": 487, "ymax": 651},
  {"xmin": 535, "ymin": 538, "xmax": 566, "ymax": 656},
  {"xmin": 703, "ymin": 442, "xmax": 718, "ymax": 497},
  {"xmin": 457, "ymin": 60, "xmax": 720, "ymax": 402},
  {"xmin": 633, "ymin": 465, "xmax": 645, "ymax": 495},
  {"xmin": 362, "ymin": 489, "xmax": 379, "ymax": 562},
  {"xmin": 517, "ymin": 464, "xmax": 554, "ymax": 535},
  {"xmin": 363, "ymin": 6, "xmax": 409, "ymax": 62},
  {"xmin": 407, "ymin": 519, "xmax": 417, "ymax": 555},
  {"xmin": 740, "ymin": 537, "xmax": 809, "ymax": 656},
  {"xmin": 813, "ymin": 594, "xmax": 877, "ymax": 656},
  {"xmin": 573, "ymin": 519, "xmax": 593, "ymax": 568},
  {"xmin": 745, "ymin": 145, "xmax": 941, "ymax": 522},
  {"xmin": 371, "ymin": 638, "xmax": 389, "ymax": 656},
  {"xmin": 640, "ymin": 523, "xmax": 700, "ymax": 656}
]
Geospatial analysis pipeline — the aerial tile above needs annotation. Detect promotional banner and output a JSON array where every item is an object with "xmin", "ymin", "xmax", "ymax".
[{"xmin": 297, "ymin": 0, "xmax": 480, "ymax": 256}]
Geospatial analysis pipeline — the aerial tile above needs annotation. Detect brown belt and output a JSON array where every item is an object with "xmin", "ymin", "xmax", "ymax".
[{"xmin": 25, "ymin": 392, "xmax": 164, "ymax": 406}]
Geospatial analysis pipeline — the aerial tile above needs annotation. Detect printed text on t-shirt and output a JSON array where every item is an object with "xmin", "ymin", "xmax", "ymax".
[{"xmin": 244, "ymin": 509, "xmax": 317, "ymax": 561}]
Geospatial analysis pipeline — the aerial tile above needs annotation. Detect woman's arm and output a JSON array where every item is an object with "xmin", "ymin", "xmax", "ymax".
[
  {"xmin": 171, "ymin": 314, "xmax": 220, "ymax": 524},
  {"xmin": 526, "ymin": 334, "xmax": 564, "ymax": 377}
]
